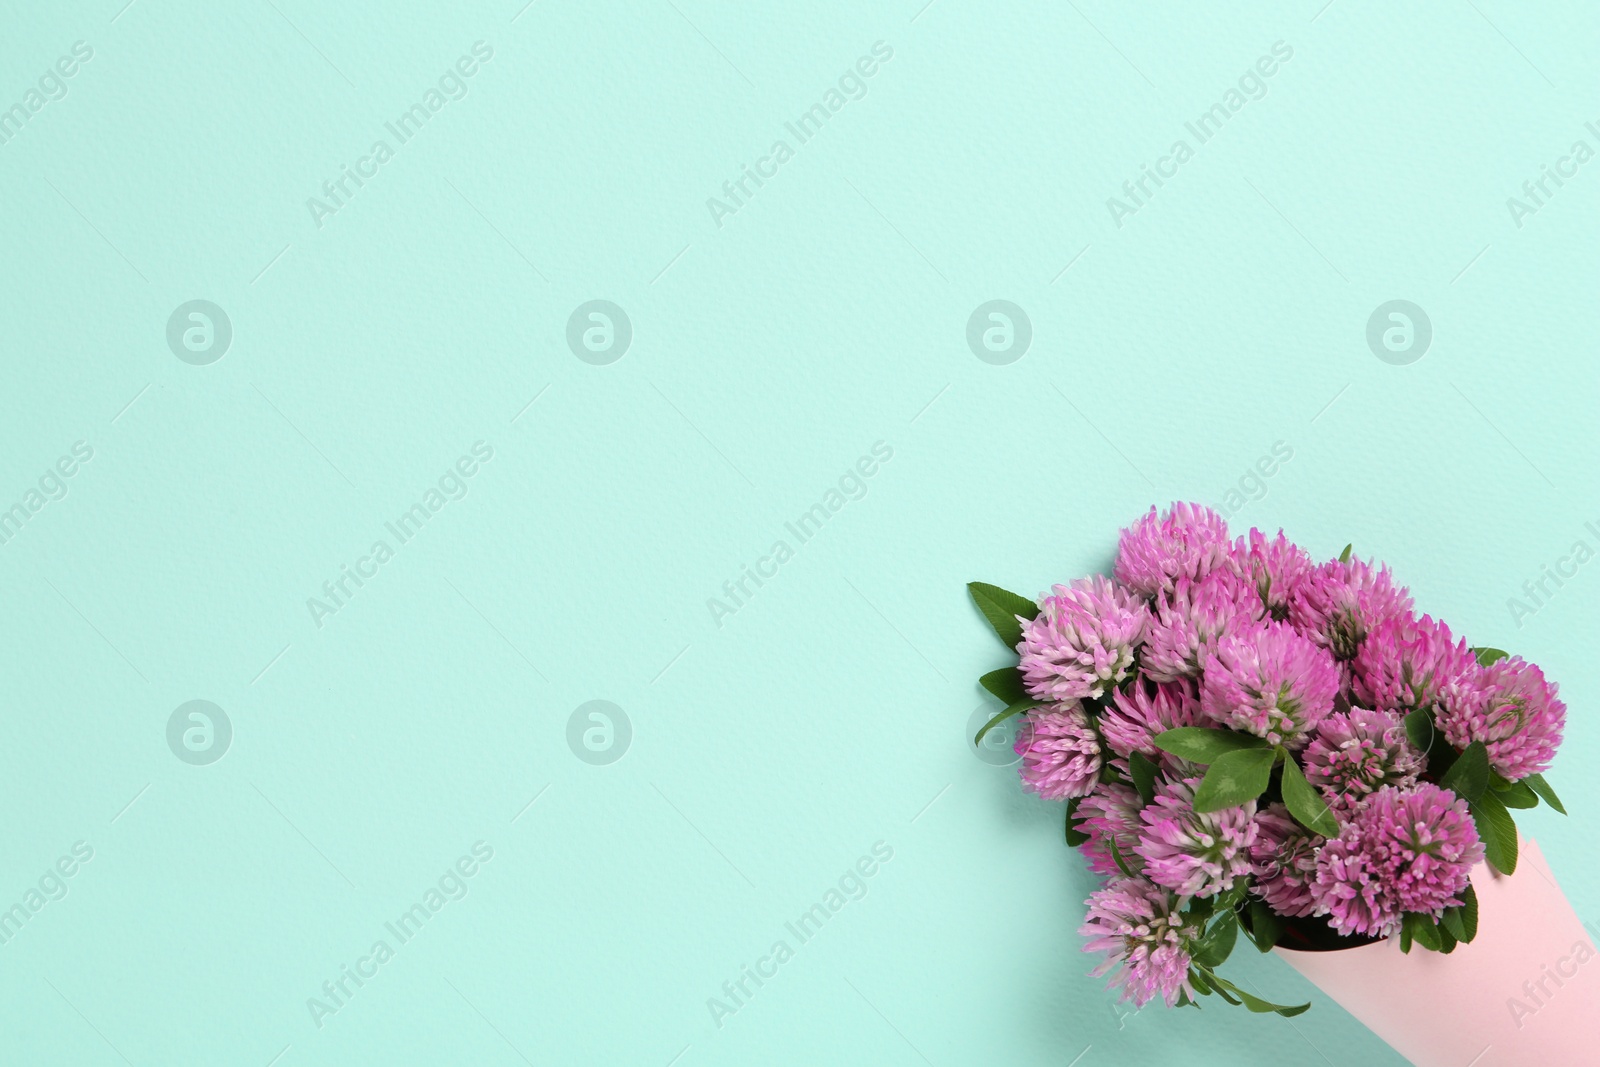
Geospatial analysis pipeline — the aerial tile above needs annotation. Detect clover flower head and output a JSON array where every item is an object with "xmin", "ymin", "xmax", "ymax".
[
  {"xmin": 1134, "ymin": 777, "xmax": 1258, "ymax": 899},
  {"xmin": 1100, "ymin": 681, "xmax": 1204, "ymax": 761},
  {"xmin": 1018, "ymin": 576, "xmax": 1150, "ymax": 701},
  {"xmin": 1200, "ymin": 620, "xmax": 1340, "ymax": 747},
  {"xmin": 1311, "ymin": 783, "xmax": 1483, "ymax": 938},
  {"xmin": 1351, "ymin": 614, "xmax": 1477, "ymax": 712},
  {"xmin": 1438, "ymin": 656, "xmax": 1565, "ymax": 780},
  {"xmin": 1142, "ymin": 574, "xmax": 1261, "ymax": 683},
  {"xmin": 1079, "ymin": 877, "xmax": 1199, "ymax": 1008},
  {"xmin": 1301, "ymin": 707, "xmax": 1423, "ymax": 810},
  {"xmin": 1114, "ymin": 503, "xmax": 1232, "ymax": 599},
  {"xmin": 1076, "ymin": 784, "xmax": 1145, "ymax": 877},
  {"xmin": 1249, "ymin": 804, "xmax": 1323, "ymax": 918},
  {"xmin": 1014, "ymin": 704, "xmax": 1102, "ymax": 800},
  {"xmin": 1290, "ymin": 556, "xmax": 1414, "ymax": 661},
  {"xmin": 1228, "ymin": 528, "xmax": 1314, "ymax": 621}
]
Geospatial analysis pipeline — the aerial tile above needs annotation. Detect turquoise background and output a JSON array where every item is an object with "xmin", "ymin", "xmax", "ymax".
[{"xmin": 1, "ymin": 0, "xmax": 1595, "ymax": 1063}]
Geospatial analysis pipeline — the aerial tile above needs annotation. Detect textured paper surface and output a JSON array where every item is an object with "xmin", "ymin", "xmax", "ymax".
[{"xmin": 1, "ymin": 3, "xmax": 1595, "ymax": 1064}]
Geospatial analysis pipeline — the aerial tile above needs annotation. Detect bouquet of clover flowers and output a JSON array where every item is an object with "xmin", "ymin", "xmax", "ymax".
[{"xmin": 969, "ymin": 503, "xmax": 1580, "ymax": 1040}]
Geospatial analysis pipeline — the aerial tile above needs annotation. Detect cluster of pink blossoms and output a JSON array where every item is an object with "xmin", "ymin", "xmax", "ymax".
[{"xmin": 1001, "ymin": 503, "xmax": 1566, "ymax": 1008}]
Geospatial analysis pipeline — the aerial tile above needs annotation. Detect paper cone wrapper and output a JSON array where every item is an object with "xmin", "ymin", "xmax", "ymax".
[{"xmin": 1277, "ymin": 839, "xmax": 1598, "ymax": 1066}]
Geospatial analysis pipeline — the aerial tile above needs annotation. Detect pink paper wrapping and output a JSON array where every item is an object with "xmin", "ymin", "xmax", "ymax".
[{"xmin": 1277, "ymin": 839, "xmax": 1598, "ymax": 1066}]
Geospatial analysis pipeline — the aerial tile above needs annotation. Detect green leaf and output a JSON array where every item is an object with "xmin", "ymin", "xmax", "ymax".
[
  {"xmin": 1129, "ymin": 752, "xmax": 1159, "ymax": 807},
  {"xmin": 1525, "ymin": 773, "xmax": 1567, "ymax": 815},
  {"xmin": 1338, "ymin": 543, "xmax": 1353, "ymax": 564},
  {"xmin": 1458, "ymin": 883, "xmax": 1479, "ymax": 942},
  {"xmin": 1439, "ymin": 742, "xmax": 1490, "ymax": 803},
  {"xmin": 968, "ymin": 582, "xmax": 1038, "ymax": 649},
  {"xmin": 1472, "ymin": 646, "xmax": 1510, "ymax": 666},
  {"xmin": 978, "ymin": 667, "xmax": 1029, "ymax": 705},
  {"xmin": 1152, "ymin": 726, "xmax": 1269, "ymax": 764},
  {"xmin": 1211, "ymin": 884, "xmax": 1247, "ymax": 914},
  {"xmin": 1206, "ymin": 973, "xmax": 1308, "ymax": 1016},
  {"xmin": 1192, "ymin": 911, "xmax": 1239, "ymax": 969},
  {"xmin": 973, "ymin": 700, "xmax": 1041, "ymax": 746},
  {"xmin": 1193, "ymin": 747, "xmax": 1277, "ymax": 813},
  {"xmin": 1399, "ymin": 921, "xmax": 1414, "ymax": 954},
  {"xmin": 1404, "ymin": 706, "xmax": 1459, "ymax": 779},
  {"xmin": 1188, "ymin": 968, "xmax": 1212, "ymax": 996},
  {"xmin": 1184, "ymin": 898, "xmax": 1217, "ymax": 928},
  {"xmin": 1280, "ymin": 757, "xmax": 1340, "ymax": 837},
  {"xmin": 1107, "ymin": 833, "xmax": 1139, "ymax": 878},
  {"xmin": 1206, "ymin": 974, "xmax": 1242, "ymax": 1006},
  {"xmin": 1497, "ymin": 780, "xmax": 1539, "ymax": 809},
  {"xmin": 1403, "ymin": 912, "xmax": 1442, "ymax": 953},
  {"xmin": 1065, "ymin": 799, "xmax": 1090, "ymax": 847},
  {"xmin": 1470, "ymin": 791, "xmax": 1519, "ymax": 875},
  {"xmin": 1235, "ymin": 990, "xmax": 1311, "ymax": 1017},
  {"xmin": 1441, "ymin": 904, "xmax": 1467, "ymax": 942},
  {"xmin": 1438, "ymin": 924, "xmax": 1458, "ymax": 954},
  {"xmin": 1247, "ymin": 900, "xmax": 1282, "ymax": 953},
  {"xmin": 1403, "ymin": 707, "xmax": 1436, "ymax": 755}
]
